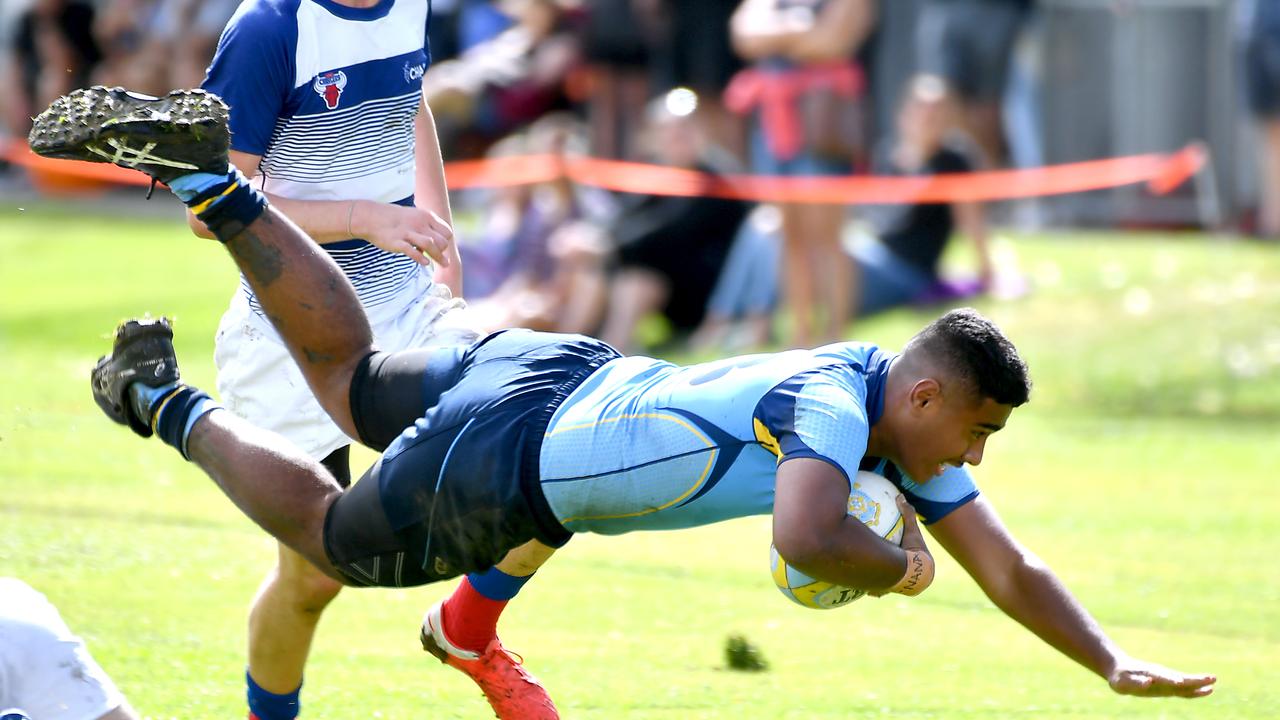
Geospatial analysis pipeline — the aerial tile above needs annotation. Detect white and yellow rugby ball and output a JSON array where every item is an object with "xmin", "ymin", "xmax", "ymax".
[{"xmin": 770, "ymin": 470, "xmax": 905, "ymax": 609}]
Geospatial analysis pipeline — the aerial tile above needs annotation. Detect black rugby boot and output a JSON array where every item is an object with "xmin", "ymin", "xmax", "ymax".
[
  {"xmin": 28, "ymin": 86, "xmax": 230, "ymax": 185},
  {"xmin": 91, "ymin": 317, "xmax": 181, "ymax": 437}
]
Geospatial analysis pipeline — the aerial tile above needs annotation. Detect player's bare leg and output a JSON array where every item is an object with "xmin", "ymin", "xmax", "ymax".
[
  {"xmin": 185, "ymin": 410, "xmax": 345, "ymax": 578},
  {"xmin": 74, "ymin": 315, "xmax": 344, "ymax": 582},
  {"xmin": 31, "ymin": 87, "xmax": 563, "ymax": 720},
  {"xmin": 248, "ymin": 544, "xmax": 343, "ymax": 694},
  {"xmin": 28, "ymin": 90, "xmax": 377, "ymax": 720}
]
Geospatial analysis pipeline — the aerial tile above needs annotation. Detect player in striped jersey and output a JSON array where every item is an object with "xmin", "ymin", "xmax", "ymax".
[
  {"xmin": 188, "ymin": 2, "xmax": 555, "ymax": 718},
  {"xmin": 31, "ymin": 86, "xmax": 1217, "ymax": 708}
]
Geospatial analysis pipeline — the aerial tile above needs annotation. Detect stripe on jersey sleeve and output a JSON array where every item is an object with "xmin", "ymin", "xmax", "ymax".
[{"xmin": 752, "ymin": 367, "xmax": 871, "ymax": 484}]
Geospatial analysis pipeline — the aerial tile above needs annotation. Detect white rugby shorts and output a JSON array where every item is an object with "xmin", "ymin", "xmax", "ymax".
[
  {"xmin": 214, "ymin": 283, "xmax": 475, "ymax": 460},
  {"xmin": 0, "ymin": 579, "xmax": 126, "ymax": 720}
]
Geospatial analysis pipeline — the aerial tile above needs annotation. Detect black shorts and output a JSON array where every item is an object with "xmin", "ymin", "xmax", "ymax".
[{"xmin": 322, "ymin": 330, "xmax": 621, "ymax": 587}]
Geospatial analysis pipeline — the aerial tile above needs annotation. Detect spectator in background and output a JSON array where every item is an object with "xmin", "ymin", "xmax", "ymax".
[
  {"xmin": 426, "ymin": 0, "xmax": 464, "ymax": 65},
  {"xmin": 915, "ymin": 0, "xmax": 1033, "ymax": 168},
  {"xmin": 150, "ymin": 0, "xmax": 240, "ymax": 90},
  {"xmin": 425, "ymin": 0, "xmax": 582, "ymax": 158},
  {"xmin": 578, "ymin": 0, "xmax": 653, "ymax": 159},
  {"xmin": 848, "ymin": 74, "xmax": 994, "ymax": 319},
  {"xmin": 91, "ymin": 0, "xmax": 166, "ymax": 95},
  {"xmin": 689, "ymin": 204, "xmax": 784, "ymax": 352},
  {"xmin": 458, "ymin": 113, "xmax": 616, "ymax": 333},
  {"xmin": 694, "ymin": 75, "xmax": 999, "ymax": 348},
  {"xmin": 1, "ymin": 0, "xmax": 100, "ymax": 137},
  {"xmin": 727, "ymin": 0, "xmax": 876, "ymax": 348},
  {"xmin": 1240, "ymin": 0, "xmax": 1280, "ymax": 239},
  {"xmin": 646, "ymin": 0, "xmax": 745, "ymax": 157},
  {"xmin": 0, "ymin": 578, "xmax": 138, "ymax": 720},
  {"xmin": 458, "ymin": 132, "xmax": 557, "ymax": 301},
  {"xmin": 597, "ymin": 88, "xmax": 752, "ymax": 353}
]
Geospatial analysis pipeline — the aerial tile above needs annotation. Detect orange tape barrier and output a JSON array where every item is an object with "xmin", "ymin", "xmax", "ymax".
[{"xmin": 3, "ymin": 139, "xmax": 1205, "ymax": 204}]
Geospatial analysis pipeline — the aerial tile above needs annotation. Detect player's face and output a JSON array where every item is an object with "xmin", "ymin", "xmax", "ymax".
[{"xmin": 902, "ymin": 387, "xmax": 1012, "ymax": 482}]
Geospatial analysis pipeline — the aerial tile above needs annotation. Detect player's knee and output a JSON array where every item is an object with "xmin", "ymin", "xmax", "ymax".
[
  {"xmin": 274, "ymin": 550, "xmax": 344, "ymax": 610},
  {"xmin": 280, "ymin": 565, "xmax": 343, "ymax": 613},
  {"xmin": 298, "ymin": 574, "xmax": 343, "ymax": 613}
]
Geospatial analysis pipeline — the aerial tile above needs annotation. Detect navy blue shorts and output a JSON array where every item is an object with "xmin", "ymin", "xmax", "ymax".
[{"xmin": 322, "ymin": 329, "xmax": 621, "ymax": 587}]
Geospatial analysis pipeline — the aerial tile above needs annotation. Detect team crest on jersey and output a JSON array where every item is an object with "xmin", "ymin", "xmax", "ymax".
[
  {"xmin": 313, "ymin": 70, "xmax": 348, "ymax": 110},
  {"xmin": 404, "ymin": 61, "xmax": 425, "ymax": 83}
]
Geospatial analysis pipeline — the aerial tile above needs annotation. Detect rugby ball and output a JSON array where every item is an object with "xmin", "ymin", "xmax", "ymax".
[{"xmin": 770, "ymin": 471, "xmax": 904, "ymax": 609}]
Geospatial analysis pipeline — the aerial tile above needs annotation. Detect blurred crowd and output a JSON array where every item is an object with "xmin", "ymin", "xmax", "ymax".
[{"xmin": 1, "ymin": 0, "xmax": 1275, "ymax": 352}]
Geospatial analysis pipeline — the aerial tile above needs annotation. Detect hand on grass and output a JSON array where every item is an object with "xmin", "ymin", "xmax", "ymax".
[{"xmin": 1108, "ymin": 657, "xmax": 1215, "ymax": 698}]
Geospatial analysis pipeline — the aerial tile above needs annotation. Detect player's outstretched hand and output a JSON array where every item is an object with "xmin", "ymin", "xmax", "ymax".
[
  {"xmin": 353, "ymin": 201, "xmax": 454, "ymax": 267},
  {"xmin": 1108, "ymin": 657, "xmax": 1215, "ymax": 698}
]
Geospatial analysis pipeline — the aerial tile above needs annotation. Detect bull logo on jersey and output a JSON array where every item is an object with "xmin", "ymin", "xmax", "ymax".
[{"xmin": 313, "ymin": 70, "xmax": 348, "ymax": 110}]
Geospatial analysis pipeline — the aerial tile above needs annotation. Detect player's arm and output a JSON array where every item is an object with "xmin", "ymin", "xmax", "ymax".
[
  {"xmin": 773, "ymin": 458, "xmax": 932, "ymax": 595},
  {"xmin": 414, "ymin": 96, "xmax": 462, "ymax": 297},
  {"xmin": 929, "ymin": 497, "xmax": 1216, "ymax": 698},
  {"xmin": 185, "ymin": 151, "xmax": 454, "ymax": 268}
]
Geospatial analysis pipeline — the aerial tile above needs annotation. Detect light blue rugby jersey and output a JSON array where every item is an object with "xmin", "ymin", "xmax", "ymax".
[
  {"xmin": 203, "ymin": 0, "xmax": 435, "ymax": 315},
  {"xmin": 538, "ymin": 343, "xmax": 981, "ymax": 535}
]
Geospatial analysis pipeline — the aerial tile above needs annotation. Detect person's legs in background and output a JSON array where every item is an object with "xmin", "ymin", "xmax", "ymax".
[
  {"xmin": 803, "ymin": 202, "xmax": 852, "ymax": 343},
  {"xmin": 1259, "ymin": 119, "xmax": 1280, "ymax": 237},
  {"xmin": 1242, "ymin": 5, "xmax": 1280, "ymax": 238},
  {"xmin": 847, "ymin": 237, "xmax": 934, "ymax": 320},
  {"xmin": 547, "ymin": 221, "xmax": 611, "ymax": 335},
  {"xmin": 916, "ymin": 0, "xmax": 1028, "ymax": 168},
  {"xmin": 691, "ymin": 204, "xmax": 782, "ymax": 352},
  {"xmin": 599, "ymin": 267, "xmax": 669, "ymax": 353},
  {"xmin": 778, "ymin": 201, "xmax": 819, "ymax": 347}
]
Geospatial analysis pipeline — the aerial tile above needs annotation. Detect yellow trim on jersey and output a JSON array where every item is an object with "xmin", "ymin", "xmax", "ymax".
[
  {"xmin": 545, "ymin": 411, "xmax": 708, "ymax": 439},
  {"xmin": 551, "ymin": 412, "xmax": 718, "ymax": 524},
  {"xmin": 753, "ymin": 418, "xmax": 782, "ymax": 459},
  {"xmin": 188, "ymin": 182, "xmax": 239, "ymax": 215}
]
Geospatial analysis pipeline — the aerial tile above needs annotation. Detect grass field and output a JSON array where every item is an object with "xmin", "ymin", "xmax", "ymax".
[{"xmin": 2, "ymin": 200, "xmax": 1278, "ymax": 719}]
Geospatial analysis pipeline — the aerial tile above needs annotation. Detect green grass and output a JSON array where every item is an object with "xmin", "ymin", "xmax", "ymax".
[{"xmin": 2, "ymin": 202, "xmax": 1278, "ymax": 719}]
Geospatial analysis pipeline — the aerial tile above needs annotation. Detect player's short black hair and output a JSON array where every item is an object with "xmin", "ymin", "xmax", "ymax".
[{"xmin": 904, "ymin": 308, "xmax": 1031, "ymax": 407}]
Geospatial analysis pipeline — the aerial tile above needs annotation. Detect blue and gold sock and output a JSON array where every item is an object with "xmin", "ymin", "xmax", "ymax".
[
  {"xmin": 167, "ymin": 166, "xmax": 268, "ymax": 243},
  {"xmin": 128, "ymin": 382, "xmax": 222, "ymax": 460}
]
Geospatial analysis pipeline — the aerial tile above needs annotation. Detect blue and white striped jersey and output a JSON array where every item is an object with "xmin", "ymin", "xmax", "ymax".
[
  {"xmin": 203, "ymin": 0, "xmax": 435, "ymax": 313},
  {"xmin": 538, "ymin": 342, "xmax": 980, "ymax": 535}
]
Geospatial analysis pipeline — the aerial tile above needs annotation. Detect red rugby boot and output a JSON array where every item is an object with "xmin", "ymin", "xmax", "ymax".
[{"xmin": 420, "ymin": 602, "xmax": 559, "ymax": 720}]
